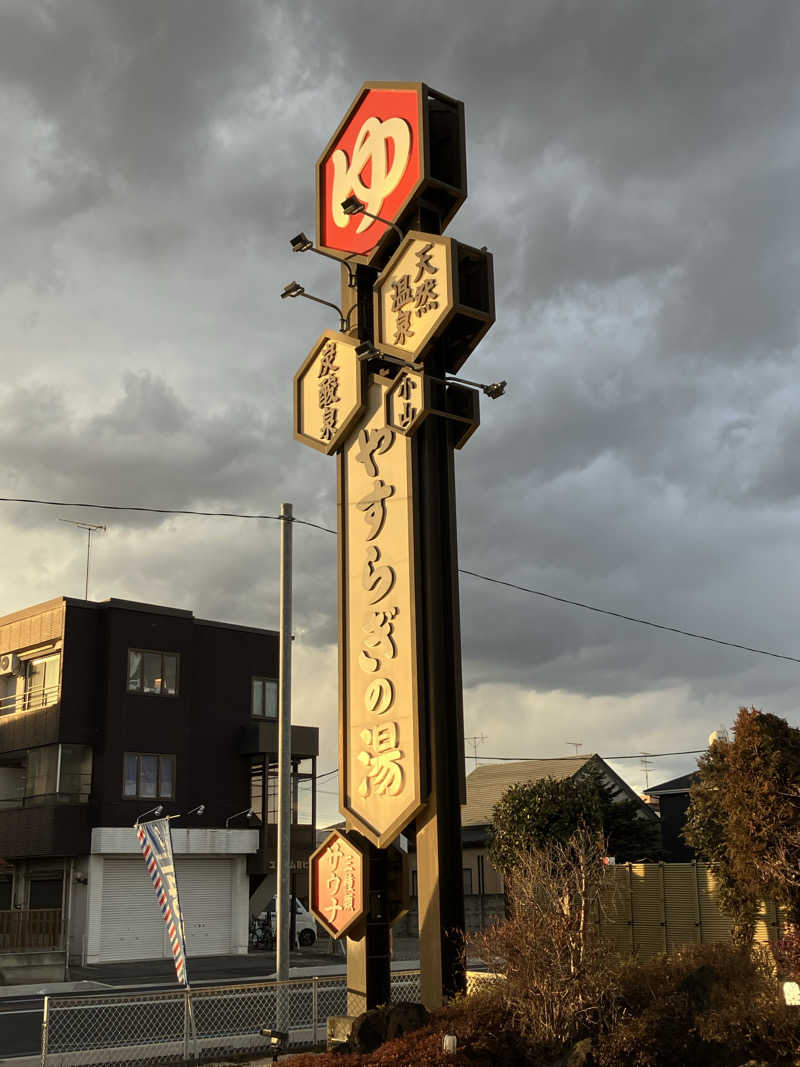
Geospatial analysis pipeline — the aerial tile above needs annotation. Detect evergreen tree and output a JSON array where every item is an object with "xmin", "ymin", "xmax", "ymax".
[
  {"xmin": 488, "ymin": 765, "xmax": 661, "ymax": 876},
  {"xmin": 685, "ymin": 706, "xmax": 800, "ymax": 940}
]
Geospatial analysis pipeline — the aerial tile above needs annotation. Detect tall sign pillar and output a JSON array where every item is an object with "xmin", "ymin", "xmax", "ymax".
[{"xmin": 295, "ymin": 82, "xmax": 495, "ymax": 1011}]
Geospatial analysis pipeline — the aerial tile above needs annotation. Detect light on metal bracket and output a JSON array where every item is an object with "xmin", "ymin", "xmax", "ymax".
[
  {"xmin": 340, "ymin": 196, "xmax": 404, "ymax": 240},
  {"xmin": 289, "ymin": 232, "xmax": 357, "ymax": 287},
  {"xmin": 281, "ymin": 281, "xmax": 356, "ymax": 332},
  {"xmin": 354, "ymin": 342, "xmax": 507, "ymax": 398}
]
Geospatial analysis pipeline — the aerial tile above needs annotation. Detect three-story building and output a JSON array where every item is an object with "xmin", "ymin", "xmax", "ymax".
[{"xmin": 0, "ymin": 596, "xmax": 318, "ymax": 972}]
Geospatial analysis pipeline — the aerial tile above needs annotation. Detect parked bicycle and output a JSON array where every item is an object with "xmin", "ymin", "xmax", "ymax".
[{"xmin": 248, "ymin": 912, "xmax": 274, "ymax": 950}]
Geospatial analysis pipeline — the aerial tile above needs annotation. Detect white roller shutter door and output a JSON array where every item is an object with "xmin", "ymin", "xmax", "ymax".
[
  {"xmin": 176, "ymin": 857, "xmax": 234, "ymax": 957},
  {"xmin": 100, "ymin": 858, "xmax": 166, "ymax": 962},
  {"xmin": 98, "ymin": 856, "xmax": 235, "ymax": 962}
]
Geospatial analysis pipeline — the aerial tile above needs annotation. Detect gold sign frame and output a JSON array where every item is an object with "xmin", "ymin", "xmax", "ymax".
[
  {"xmin": 373, "ymin": 231, "xmax": 495, "ymax": 372},
  {"xmin": 337, "ymin": 375, "xmax": 426, "ymax": 847}
]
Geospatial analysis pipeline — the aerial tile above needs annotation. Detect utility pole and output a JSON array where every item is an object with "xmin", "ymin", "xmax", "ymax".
[
  {"xmin": 58, "ymin": 519, "xmax": 106, "ymax": 599},
  {"xmin": 276, "ymin": 503, "xmax": 293, "ymax": 984}
]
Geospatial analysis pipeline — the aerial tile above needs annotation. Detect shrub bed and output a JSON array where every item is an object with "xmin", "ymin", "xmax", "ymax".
[{"xmin": 283, "ymin": 944, "xmax": 800, "ymax": 1066}]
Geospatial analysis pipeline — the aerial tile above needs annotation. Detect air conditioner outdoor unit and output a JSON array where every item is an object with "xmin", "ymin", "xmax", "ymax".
[{"xmin": 0, "ymin": 653, "xmax": 21, "ymax": 677}]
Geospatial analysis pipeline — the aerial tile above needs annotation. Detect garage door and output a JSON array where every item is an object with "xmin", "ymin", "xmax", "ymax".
[
  {"xmin": 100, "ymin": 858, "xmax": 166, "ymax": 962},
  {"xmin": 177, "ymin": 858, "xmax": 234, "ymax": 957},
  {"xmin": 99, "ymin": 857, "xmax": 235, "ymax": 962}
]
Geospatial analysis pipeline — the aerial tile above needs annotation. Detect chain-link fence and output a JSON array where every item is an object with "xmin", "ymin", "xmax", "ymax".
[{"xmin": 42, "ymin": 968, "xmax": 479, "ymax": 1066}]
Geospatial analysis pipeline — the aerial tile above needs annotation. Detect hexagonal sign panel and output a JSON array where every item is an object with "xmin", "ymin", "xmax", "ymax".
[
  {"xmin": 373, "ymin": 231, "xmax": 495, "ymax": 372},
  {"xmin": 385, "ymin": 368, "xmax": 431, "ymax": 437},
  {"xmin": 294, "ymin": 331, "xmax": 365, "ymax": 455},
  {"xmin": 316, "ymin": 82, "xmax": 466, "ymax": 268},
  {"xmin": 309, "ymin": 830, "xmax": 367, "ymax": 939}
]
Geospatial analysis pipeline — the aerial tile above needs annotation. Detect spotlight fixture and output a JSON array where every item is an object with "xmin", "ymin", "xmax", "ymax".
[
  {"xmin": 482, "ymin": 380, "xmax": 507, "ymax": 399},
  {"xmin": 225, "ymin": 806, "xmax": 253, "ymax": 828},
  {"xmin": 289, "ymin": 232, "xmax": 313, "ymax": 252},
  {"xmin": 289, "ymin": 233, "xmax": 356, "ymax": 286},
  {"xmin": 185, "ymin": 803, "xmax": 205, "ymax": 817},
  {"xmin": 340, "ymin": 196, "xmax": 404, "ymax": 239},
  {"xmin": 135, "ymin": 804, "xmax": 164, "ymax": 824},
  {"xmin": 260, "ymin": 1028, "xmax": 288, "ymax": 1062},
  {"xmin": 281, "ymin": 280, "xmax": 305, "ymax": 299},
  {"xmin": 340, "ymin": 195, "xmax": 364, "ymax": 216},
  {"xmin": 280, "ymin": 282, "xmax": 355, "ymax": 332},
  {"xmin": 354, "ymin": 341, "xmax": 381, "ymax": 359}
]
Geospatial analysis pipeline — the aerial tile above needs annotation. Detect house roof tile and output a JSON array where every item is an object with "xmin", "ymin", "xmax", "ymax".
[{"xmin": 461, "ymin": 755, "xmax": 596, "ymax": 827}]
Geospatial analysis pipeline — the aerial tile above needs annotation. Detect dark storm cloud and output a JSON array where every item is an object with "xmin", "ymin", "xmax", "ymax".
[
  {"xmin": 1, "ymin": 0, "xmax": 800, "ymax": 777},
  {"xmin": 0, "ymin": 372, "xmax": 277, "ymax": 510}
]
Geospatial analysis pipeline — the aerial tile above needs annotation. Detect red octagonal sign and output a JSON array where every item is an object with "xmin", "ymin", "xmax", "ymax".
[
  {"xmin": 316, "ymin": 82, "xmax": 467, "ymax": 268},
  {"xmin": 309, "ymin": 830, "xmax": 367, "ymax": 940}
]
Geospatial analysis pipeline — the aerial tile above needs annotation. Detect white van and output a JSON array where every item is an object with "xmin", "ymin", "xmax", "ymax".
[{"xmin": 260, "ymin": 895, "xmax": 318, "ymax": 947}]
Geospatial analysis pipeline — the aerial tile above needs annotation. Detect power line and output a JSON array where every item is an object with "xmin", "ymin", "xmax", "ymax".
[
  {"xmin": 1, "ymin": 494, "xmax": 798, "ymax": 665},
  {"xmin": 457, "ymin": 569, "xmax": 800, "ymax": 664},
  {"xmin": 480, "ymin": 748, "xmax": 706, "ymax": 761},
  {"xmin": 304, "ymin": 748, "xmax": 708, "ymax": 778},
  {"xmin": 0, "ymin": 495, "xmax": 282, "ymax": 521}
]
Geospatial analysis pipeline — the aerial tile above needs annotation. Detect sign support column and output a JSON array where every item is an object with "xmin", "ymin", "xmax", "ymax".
[
  {"xmin": 415, "ymin": 354, "xmax": 468, "ymax": 1007},
  {"xmin": 344, "ymin": 832, "xmax": 390, "ymax": 1016}
]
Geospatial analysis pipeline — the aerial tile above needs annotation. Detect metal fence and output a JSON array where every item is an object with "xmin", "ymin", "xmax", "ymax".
[{"xmin": 41, "ymin": 969, "xmax": 490, "ymax": 1066}]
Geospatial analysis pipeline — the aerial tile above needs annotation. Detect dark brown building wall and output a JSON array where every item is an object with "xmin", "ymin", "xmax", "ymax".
[
  {"xmin": 92, "ymin": 604, "xmax": 195, "ymax": 827},
  {"xmin": 61, "ymin": 602, "xmax": 103, "ymax": 745},
  {"xmin": 188, "ymin": 621, "xmax": 279, "ymax": 827},
  {"xmin": 88, "ymin": 605, "xmax": 283, "ymax": 830}
]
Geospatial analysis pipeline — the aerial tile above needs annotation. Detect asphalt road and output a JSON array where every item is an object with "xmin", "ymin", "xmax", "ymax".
[{"xmin": 0, "ymin": 996, "xmax": 42, "ymax": 1059}]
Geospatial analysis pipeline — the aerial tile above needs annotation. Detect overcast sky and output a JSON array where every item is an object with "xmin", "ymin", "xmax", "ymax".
[{"xmin": 1, "ymin": 1, "xmax": 799, "ymax": 826}]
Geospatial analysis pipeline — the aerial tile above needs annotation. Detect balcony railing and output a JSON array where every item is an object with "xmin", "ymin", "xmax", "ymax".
[
  {"xmin": 0, "ymin": 778, "xmax": 92, "ymax": 812},
  {"xmin": 0, "ymin": 908, "xmax": 62, "ymax": 950},
  {"xmin": 0, "ymin": 684, "xmax": 60, "ymax": 718}
]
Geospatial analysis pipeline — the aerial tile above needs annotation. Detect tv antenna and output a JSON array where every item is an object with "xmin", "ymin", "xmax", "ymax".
[
  {"xmin": 566, "ymin": 741, "xmax": 583, "ymax": 755},
  {"xmin": 640, "ymin": 752, "xmax": 654, "ymax": 790},
  {"xmin": 464, "ymin": 733, "xmax": 488, "ymax": 770},
  {"xmin": 58, "ymin": 519, "xmax": 107, "ymax": 600}
]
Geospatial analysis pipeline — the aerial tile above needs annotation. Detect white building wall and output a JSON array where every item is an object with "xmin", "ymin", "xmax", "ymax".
[
  {"xmin": 67, "ymin": 860, "xmax": 89, "ymax": 965},
  {"xmin": 85, "ymin": 854, "xmax": 105, "ymax": 964},
  {"xmin": 231, "ymin": 855, "xmax": 249, "ymax": 955}
]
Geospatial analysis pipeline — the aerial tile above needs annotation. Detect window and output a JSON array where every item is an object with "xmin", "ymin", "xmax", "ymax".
[
  {"xmin": 462, "ymin": 868, "xmax": 473, "ymax": 896},
  {"xmin": 0, "ymin": 744, "xmax": 92, "ymax": 809},
  {"xmin": 251, "ymin": 677, "xmax": 278, "ymax": 719},
  {"xmin": 29, "ymin": 876, "xmax": 63, "ymax": 909},
  {"xmin": 25, "ymin": 653, "xmax": 60, "ymax": 709},
  {"xmin": 123, "ymin": 753, "xmax": 175, "ymax": 799},
  {"xmin": 127, "ymin": 650, "xmax": 178, "ymax": 696}
]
